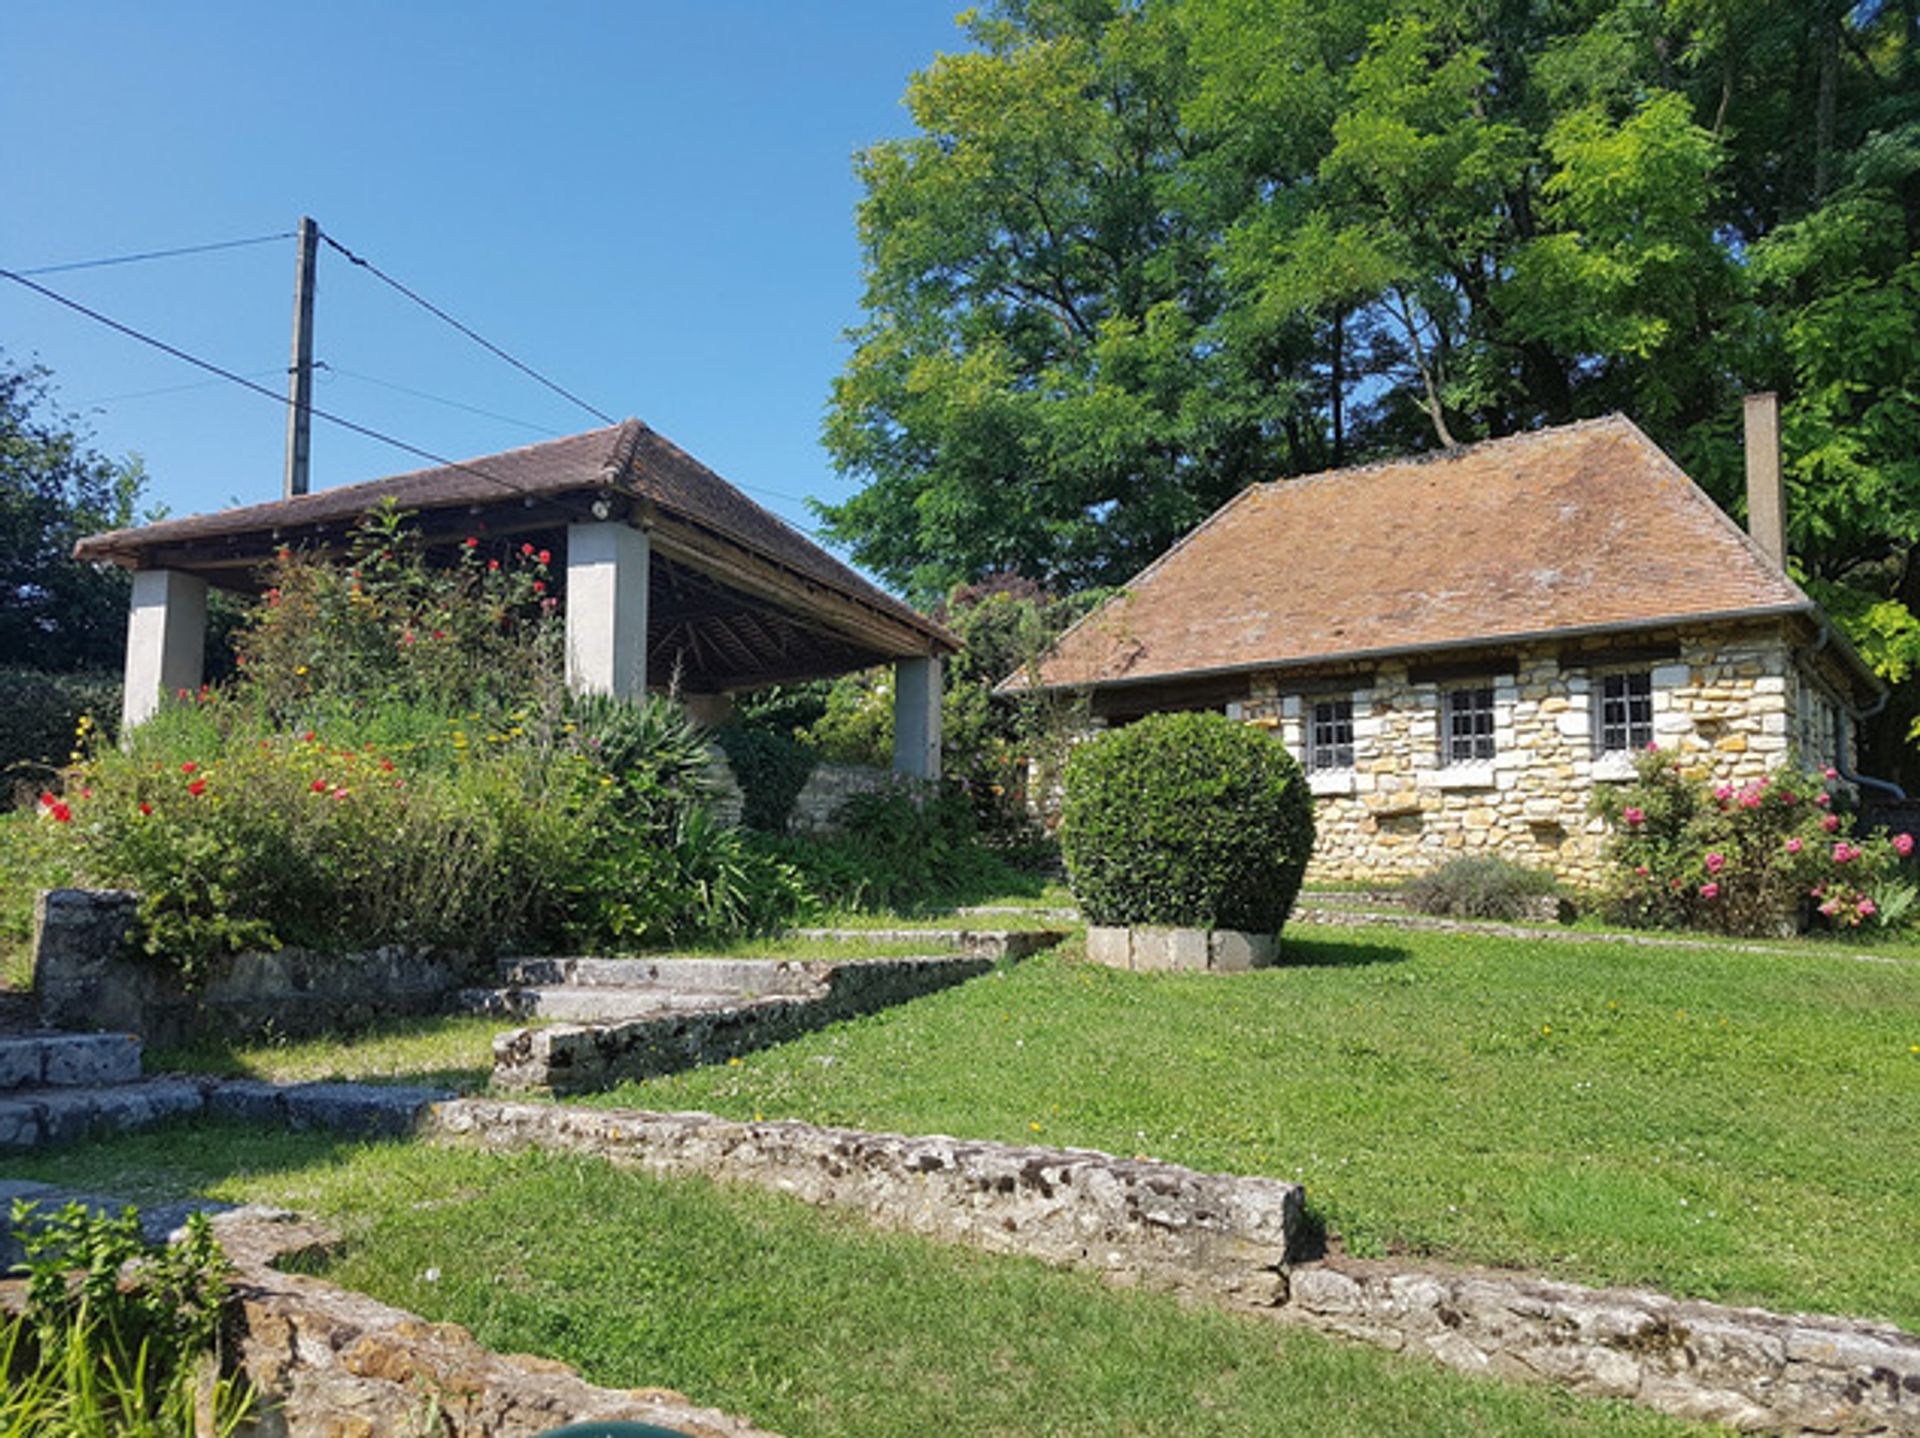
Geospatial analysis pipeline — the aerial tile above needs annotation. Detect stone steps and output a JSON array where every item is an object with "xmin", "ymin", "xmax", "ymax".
[
  {"xmin": 455, "ymin": 985, "xmax": 749, "ymax": 1024},
  {"xmin": 0, "ymin": 1075, "xmax": 204, "ymax": 1152},
  {"xmin": 0, "ymin": 1030, "xmax": 144, "ymax": 1091}
]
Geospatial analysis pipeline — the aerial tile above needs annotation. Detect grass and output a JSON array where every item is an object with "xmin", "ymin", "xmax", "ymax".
[
  {"xmin": 149, "ymin": 1012, "xmax": 510, "ymax": 1091},
  {"xmin": 3, "ymin": 1124, "xmax": 1696, "ymax": 1438},
  {"xmin": 581, "ymin": 929, "xmax": 1920, "ymax": 1330}
]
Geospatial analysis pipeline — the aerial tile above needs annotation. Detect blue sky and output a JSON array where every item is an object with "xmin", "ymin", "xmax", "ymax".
[{"xmin": 1, "ymin": 3, "xmax": 962, "ymax": 553}]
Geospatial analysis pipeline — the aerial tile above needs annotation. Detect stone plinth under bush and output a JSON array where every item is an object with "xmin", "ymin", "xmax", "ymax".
[{"xmin": 1084, "ymin": 925, "xmax": 1277, "ymax": 973}]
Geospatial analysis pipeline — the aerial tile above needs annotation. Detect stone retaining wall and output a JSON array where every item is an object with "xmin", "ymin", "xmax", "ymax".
[
  {"xmin": 32, "ymin": 888, "xmax": 479, "ymax": 1045},
  {"xmin": 0, "ymin": 1210, "xmax": 777, "ymax": 1438},
  {"xmin": 426, "ymin": 1099, "xmax": 1303, "ymax": 1303},
  {"xmin": 426, "ymin": 1099, "xmax": 1920, "ymax": 1435},
  {"xmin": 1286, "ymin": 1258, "xmax": 1920, "ymax": 1436},
  {"xmin": 492, "ymin": 955, "xmax": 995, "ymax": 1094}
]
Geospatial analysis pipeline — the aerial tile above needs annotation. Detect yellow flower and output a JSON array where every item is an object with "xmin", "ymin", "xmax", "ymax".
[{"xmin": 294, "ymin": 665, "xmax": 309, "ymax": 676}]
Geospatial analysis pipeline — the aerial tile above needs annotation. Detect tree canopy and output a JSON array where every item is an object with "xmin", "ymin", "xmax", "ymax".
[
  {"xmin": 0, "ymin": 352, "xmax": 147, "ymax": 672},
  {"xmin": 820, "ymin": 1, "xmax": 1920, "ymax": 748}
]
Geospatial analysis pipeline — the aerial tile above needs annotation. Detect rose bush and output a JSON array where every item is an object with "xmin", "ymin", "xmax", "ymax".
[{"xmin": 1591, "ymin": 748, "xmax": 1915, "ymax": 936}]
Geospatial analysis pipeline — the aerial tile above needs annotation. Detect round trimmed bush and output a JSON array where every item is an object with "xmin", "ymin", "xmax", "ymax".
[{"xmin": 1059, "ymin": 711, "xmax": 1316, "ymax": 933}]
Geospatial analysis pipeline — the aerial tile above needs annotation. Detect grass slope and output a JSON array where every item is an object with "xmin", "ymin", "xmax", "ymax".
[
  {"xmin": 5, "ymin": 1127, "xmax": 1693, "ymax": 1438},
  {"xmin": 591, "ymin": 931, "xmax": 1920, "ymax": 1329}
]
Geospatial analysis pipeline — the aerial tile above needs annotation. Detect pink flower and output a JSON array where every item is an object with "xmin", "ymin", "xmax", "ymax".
[
  {"xmin": 1634, "ymin": 865, "xmax": 1650, "ymax": 877},
  {"xmin": 1705, "ymin": 852, "xmax": 1726, "ymax": 874},
  {"xmin": 1699, "ymin": 882, "xmax": 1720, "ymax": 900},
  {"xmin": 1623, "ymin": 807, "xmax": 1645, "ymax": 826},
  {"xmin": 1644, "ymin": 741, "xmax": 1659, "ymax": 752},
  {"xmin": 1714, "ymin": 784, "xmax": 1734, "ymax": 803},
  {"xmin": 1824, "ymin": 766, "xmax": 1839, "ymax": 781},
  {"xmin": 1822, "ymin": 814, "xmax": 1841, "ymax": 832},
  {"xmin": 1833, "ymin": 842, "xmax": 1857, "ymax": 864},
  {"xmin": 1896, "ymin": 833, "xmax": 1915, "ymax": 858},
  {"xmin": 1858, "ymin": 898, "xmax": 1878, "ymax": 918},
  {"xmin": 1785, "ymin": 837, "xmax": 1803, "ymax": 855},
  {"xmin": 1779, "ymin": 790, "xmax": 1796, "ymax": 804},
  {"xmin": 1815, "ymin": 792, "xmax": 1831, "ymax": 807}
]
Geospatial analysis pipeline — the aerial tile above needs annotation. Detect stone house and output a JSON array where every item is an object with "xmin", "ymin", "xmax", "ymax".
[{"xmin": 1003, "ymin": 398, "xmax": 1885, "ymax": 886}]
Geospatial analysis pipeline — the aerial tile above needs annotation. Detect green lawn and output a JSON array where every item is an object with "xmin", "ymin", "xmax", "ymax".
[
  {"xmin": 4, "ymin": 1125, "xmax": 1694, "ymax": 1438},
  {"xmin": 585, "ymin": 929, "xmax": 1920, "ymax": 1330},
  {"xmin": 151, "ymin": 1012, "xmax": 510, "ymax": 1091}
]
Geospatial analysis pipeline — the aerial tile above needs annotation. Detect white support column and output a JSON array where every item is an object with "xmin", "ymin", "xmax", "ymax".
[
  {"xmin": 565, "ymin": 521, "xmax": 650, "ymax": 699},
  {"xmin": 121, "ymin": 569, "xmax": 207, "ymax": 731},
  {"xmin": 892, "ymin": 655, "xmax": 943, "ymax": 780}
]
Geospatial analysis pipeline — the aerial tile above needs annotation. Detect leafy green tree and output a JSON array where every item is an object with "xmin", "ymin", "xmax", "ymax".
[
  {"xmin": 825, "ymin": 0, "xmax": 1920, "ymax": 778},
  {"xmin": 0, "ymin": 353, "xmax": 147, "ymax": 671}
]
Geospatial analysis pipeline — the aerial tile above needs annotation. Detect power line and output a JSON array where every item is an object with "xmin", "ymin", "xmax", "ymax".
[
  {"xmin": 318, "ymin": 363, "xmax": 564, "ymax": 437},
  {"xmin": 0, "ymin": 267, "xmax": 551, "ymax": 504},
  {"xmin": 77, "ymin": 369, "xmax": 282, "ymax": 407},
  {"xmin": 317, "ymin": 228, "xmax": 617, "ymax": 426},
  {"xmin": 13, "ymin": 231, "xmax": 295, "ymax": 278}
]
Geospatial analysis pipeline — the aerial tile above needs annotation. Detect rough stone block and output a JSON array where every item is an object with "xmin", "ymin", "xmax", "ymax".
[
  {"xmin": 41, "ymin": 1033, "xmax": 143, "ymax": 1088},
  {"xmin": 0, "ymin": 1040, "xmax": 44, "ymax": 1091},
  {"xmin": 1208, "ymin": 930, "xmax": 1276, "ymax": 972},
  {"xmin": 281, "ymin": 1082, "xmax": 448, "ymax": 1138},
  {"xmin": 1085, "ymin": 925, "xmax": 1131, "ymax": 970},
  {"xmin": 0, "ymin": 1101, "xmax": 43, "ymax": 1152},
  {"xmin": 1132, "ymin": 927, "xmax": 1208, "ymax": 972}
]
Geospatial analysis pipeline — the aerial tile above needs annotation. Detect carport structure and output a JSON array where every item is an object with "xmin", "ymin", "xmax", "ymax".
[{"xmin": 73, "ymin": 420, "xmax": 955, "ymax": 777}]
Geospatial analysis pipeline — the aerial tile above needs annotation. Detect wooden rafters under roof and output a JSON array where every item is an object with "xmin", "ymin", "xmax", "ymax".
[{"xmin": 72, "ymin": 420, "xmax": 955, "ymax": 689}]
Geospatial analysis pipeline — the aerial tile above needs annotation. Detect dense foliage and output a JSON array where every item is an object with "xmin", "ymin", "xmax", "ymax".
[
  {"xmin": 758, "ymin": 781, "xmax": 1037, "ymax": 913},
  {"xmin": 712, "ymin": 723, "xmax": 820, "ymax": 833},
  {"xmin": 0, "ymin": 352, "xmax": 147, "ymax": 673},
  {"xmin": 0, "ymin": 667, "xmax": 118, "ymax": 805},
  {"xmin": 823, "ymin": 0, "xmax": 1920, "ymax": 776},
  {"xmin": 1591, "ymin": 748, "xmax": 1916, "ymax": 936},
  {"xmin": 1059, "ymin": 711, "xmax": 1314, "ymax": 931},
  {"xmin": 1403, "ymin": 856, "xmax": 1562, "ymax": 921},
  {"xmin": 4, "ymin": 1200, "xmax": 250, "ymax": 1435}
]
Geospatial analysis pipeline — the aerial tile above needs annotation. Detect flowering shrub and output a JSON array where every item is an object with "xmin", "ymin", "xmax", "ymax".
[
  {"xmin": 236, "ymin": 499, "xmax": 565, "ymax": 730},
  {"xmin": 1591, "ymin": 748, "xmax": 1914, "ymax": 936}
]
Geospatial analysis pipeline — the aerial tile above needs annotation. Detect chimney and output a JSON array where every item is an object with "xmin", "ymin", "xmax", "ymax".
[{"xmin": 1743, "ymin": 392, "xmax": 1786, "ymax": 568}]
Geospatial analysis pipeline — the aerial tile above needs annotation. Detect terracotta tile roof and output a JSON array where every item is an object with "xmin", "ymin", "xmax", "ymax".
[
  {"xmin": 1007, "ymin": 415, "xmax": 1827, "ymax": 693},
  {"xmin": 73, "ymin": 420, "xmax": 952, "ymax": 649}
]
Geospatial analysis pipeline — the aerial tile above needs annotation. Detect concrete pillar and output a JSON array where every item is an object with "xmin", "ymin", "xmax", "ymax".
[
  {"xmin": 892, "ymin": 655, "xmax": 943, "ymax": 780},
  {"xmin": 121, "ymin": 569, "xmax": 207, "ymax": 730},
  {"xmin": 565, "ymin": 521, "xmax": 650, "ymax": 699}
]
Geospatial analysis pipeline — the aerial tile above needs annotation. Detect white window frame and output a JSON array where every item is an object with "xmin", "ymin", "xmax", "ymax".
[
  {"xmin": 1593, "ymin": 670, "xmax": 1654, "ymax": 756},
  {"xmin": 1440, "ymin": 685, "xmax": 1497, "ymax": 767},
  {"xmin": 1307, "ymin": 696, "xmax": 1355, "ymax": 772}
]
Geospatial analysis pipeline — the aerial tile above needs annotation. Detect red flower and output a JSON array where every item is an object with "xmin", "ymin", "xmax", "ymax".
[
  {"xmin": 310, "ymin": 779, "xmax": 328, "ymax": 793},
  {"xmin": 186, "ymin": 779, "xmax": 207, "ymax": 798},
  {"xmin": 533, "ymin": 581, "xmax": 546, "ymax": 595},
  {"xmin": 180, "ymin": 761, "xmax": 197, "ymax": 774},
  {"xmin": 379, "ymin": 759, "xmax": 395, "ymax": 772},
  {"xmin": 138, "ymin": 802, "xmax": 153, "ymax": 816},
  {"xmin": 520, "ymin": 543, "xmax": 534, "ymax": 557},
  {"xmin": 463, "ymin": 536, "xmax": 480, "ymax": 549},
  {"xmin": 432, "ymin": 630, "xmax": 446, "ymax": 641},
  {"xmin": 487, "ymin": 559, "xmax": 500, "ymax": 572},
  {"xmin": 303, "ymin": 731, "xmax": 317, "ymax": 743},
  {"xmin": 537, "ymin": 549, "xmax": 551, "ymax": 566},
  {"xmin": 48, "ymin": 801, "xmax": 72, "ymax": 822}
]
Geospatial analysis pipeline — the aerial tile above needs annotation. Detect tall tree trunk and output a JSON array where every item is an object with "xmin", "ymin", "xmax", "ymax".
[
  {"xmin": 1330, "ymin": 308, "xmax": 1347, "ymax": 469},
  {"xmin": 1814, "ymin": 2, "xmax": 1841, "ymax": 200}
]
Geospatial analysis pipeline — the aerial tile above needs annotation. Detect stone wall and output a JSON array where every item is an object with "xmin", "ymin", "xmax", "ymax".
[
  {"xmin": 1232, "ymin": 619, "xmax": 1821, "ymax": 886},
  {"xmin": 703, "ymin": 747, "xmax": 893, "ymax": 833},
  {"xmin": 425, "ymin": 1098, "xmax": 1920, "ymax": 1436},
  {"xmin": 1285, "ymin": 1257, "xmax": 1920, "ymax": 1436},
  {"xmin": 32, "ymin": 888, "xmax": 479, "ymax": 1046},
  {"xmin": 427, "ymin": 1099, "xmax": 1304, "ymax": 1303},
  {"xmin": 0, "ymin": 1209, "xmax": 778, "ymax": 1438},
  {"xmin": 492, "ymin": 955, "xmax": 995, "ymax": 1093}
]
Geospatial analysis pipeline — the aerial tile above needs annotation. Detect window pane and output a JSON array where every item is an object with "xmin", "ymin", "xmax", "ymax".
[
  {"xmin": 1444, "ymin": 687, "xmax": 1495, "ymax": 764},
  {"xmin": 1310, "ymin": 698, "xmax": 1354, "ymax": 770},
  {"xmin": 1598, "ymin": 671, "xmax": 1653, "ymax": 752}
]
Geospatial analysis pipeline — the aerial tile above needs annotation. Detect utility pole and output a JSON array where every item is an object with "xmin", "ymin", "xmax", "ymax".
[{"xmin": 282, "ymin": 216, "xmax": 318, "ymax": 498}]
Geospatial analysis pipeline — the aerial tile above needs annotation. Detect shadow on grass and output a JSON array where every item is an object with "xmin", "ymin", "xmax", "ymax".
[
  {"xmin": 1276, "ymin": 935, "xmax": 1410, "ymax": 968},
  {"xmin": 147, "ymin": 1013, "xmax": 497, "ymax": 1094}
]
